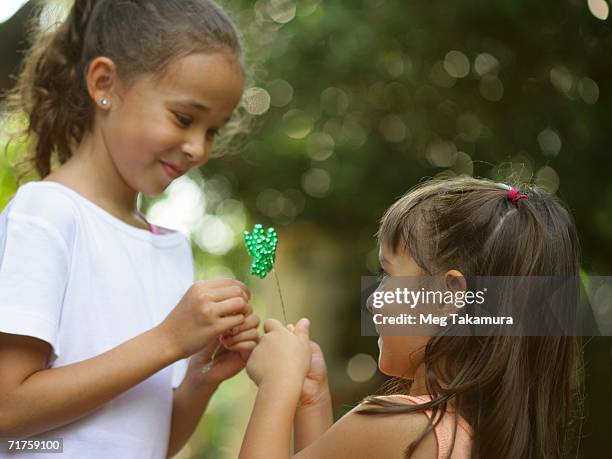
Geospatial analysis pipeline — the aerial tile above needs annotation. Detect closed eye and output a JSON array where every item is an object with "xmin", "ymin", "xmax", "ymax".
[
  {"xmin": 174, "ymin": 112, "xmax": 192, "ymax": 127},
  {"xmin": 173, "ymin": 109, "xmax": 221, "ymax": 141}
]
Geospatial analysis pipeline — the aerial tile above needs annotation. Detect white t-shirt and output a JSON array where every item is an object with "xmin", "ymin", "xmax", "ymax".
[{"xmin": 0, "ymin": 181, "xmax": 193, "ymax": 458}]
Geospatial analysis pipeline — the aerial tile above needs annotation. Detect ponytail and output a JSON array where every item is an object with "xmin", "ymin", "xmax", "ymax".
[{"xmin": 4, "ymin": 0, "xmax": 101, "ymax": 180}]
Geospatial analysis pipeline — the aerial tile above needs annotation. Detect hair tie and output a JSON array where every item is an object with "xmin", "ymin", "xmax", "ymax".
[{"xmin": 508, "ymin": 188, "xmax": 528, "ymax": 203}]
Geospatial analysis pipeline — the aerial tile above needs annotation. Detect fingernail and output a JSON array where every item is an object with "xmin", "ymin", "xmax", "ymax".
[{"xmin": 299, "ymin": 318, "xmax": 310, "ymax": 327}]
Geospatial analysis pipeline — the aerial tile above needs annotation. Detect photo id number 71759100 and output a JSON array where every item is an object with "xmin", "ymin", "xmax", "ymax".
[{"xmin": 3, "ymin": 438, "xmax": 63, "ymax": 453}]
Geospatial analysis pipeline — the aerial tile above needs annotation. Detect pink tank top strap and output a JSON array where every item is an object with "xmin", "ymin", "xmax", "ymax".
[
  {"xmin": 137, "ymin": 211, "xmax": 163, "ymax": 235},
  {"xmin": 397, "ymin": 394, "xmax": 473, "ymax": 459}
]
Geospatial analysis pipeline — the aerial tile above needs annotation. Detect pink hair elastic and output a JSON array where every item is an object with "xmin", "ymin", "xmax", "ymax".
[{"xmin": 508, "ymin": 188, "xmax": 528, "ymax": 203}]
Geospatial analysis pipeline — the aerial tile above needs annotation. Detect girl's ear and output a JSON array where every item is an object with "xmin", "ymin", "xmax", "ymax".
[
  {"xmin": 444, "ymin": 269, "xmax": 466, "ymax": 293},
  {"xmin": 85, "ymin": 56, "xmax": 120, "ymax": 109}
]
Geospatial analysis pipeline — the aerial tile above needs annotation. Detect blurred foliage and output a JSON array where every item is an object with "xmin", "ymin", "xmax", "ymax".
[
  {"xmin": 1, "ymin": 0, "xmax": 612, "ymax": 457},
  {"xmin": 214, "ymin": 0, "xmax": 612, "ymax": 268}
]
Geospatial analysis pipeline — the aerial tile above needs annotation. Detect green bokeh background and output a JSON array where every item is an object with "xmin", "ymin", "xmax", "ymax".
[{"xmin": 1, "ymin": 0, "xmax": 611, "ymax": 457}]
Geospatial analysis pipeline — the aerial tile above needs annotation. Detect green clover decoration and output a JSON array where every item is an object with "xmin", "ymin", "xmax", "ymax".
[
  {"xmin": 243, "ymin": 224, "xmax": 278, "ymax": 279},
  {"xmin": 243, "ymin": 224, "xmax": 287, "ymax": 324}
]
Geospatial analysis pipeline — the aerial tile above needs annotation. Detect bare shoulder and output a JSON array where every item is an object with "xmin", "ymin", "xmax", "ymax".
[{"xmin": 295, "ymin": 395, "xmax": 438, "ymax": 459}]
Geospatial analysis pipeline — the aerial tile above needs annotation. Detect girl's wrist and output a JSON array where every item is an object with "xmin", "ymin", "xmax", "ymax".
[
  {"xmin": 299, "ymin": 383, "xmax": 332, "ymax": 410},
  {"xmin": 180, "ymin": 376, "xmax": 219, "ymax": 400},
  {"xmin": 259, "ymin": 381, "xmax": 302, "ymax": 411},
  {"xmin": 152, "ymin": 323, "xmax": 184, "ymax": 362},
  {"xmin": 198, "ymin": 373, "xmax": 226, "ymax": 390},
  {"xmin": 183, "ymin": 364, "xmax": 221, "ymax": 391},
  {"xmin": 260, "ymin": 373, "xmax": 304, "ymax": 394}
]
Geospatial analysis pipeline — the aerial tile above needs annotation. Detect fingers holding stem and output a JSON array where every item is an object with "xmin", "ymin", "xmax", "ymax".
[{"xmin": 201, "ymin": 341, "xmax": 223, "ymax": 373}]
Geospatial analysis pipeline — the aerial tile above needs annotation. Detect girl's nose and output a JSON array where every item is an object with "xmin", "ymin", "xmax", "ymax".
[
  {"xmin": 183, "ymin": 139, "xmax": 207, "ymax": 164},
  {"xmin": 366, "ymin": 293, "xmax": 375, "ymax": 315}
]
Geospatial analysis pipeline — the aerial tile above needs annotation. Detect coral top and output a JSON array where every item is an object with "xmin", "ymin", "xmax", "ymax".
[{"xmin": 398, "ymin": 394, "xmax": 473, "ymax": 459}]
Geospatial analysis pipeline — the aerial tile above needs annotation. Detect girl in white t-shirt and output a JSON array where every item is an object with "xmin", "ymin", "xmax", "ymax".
[{"xmin": 0, "ymin": 1, "xmax": 258, "ymax": 457}]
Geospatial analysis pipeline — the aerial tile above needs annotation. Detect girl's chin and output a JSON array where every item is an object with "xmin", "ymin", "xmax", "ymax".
[
  {"xmin": 378, "ymin": 354, "xmax": 416, "ymax": 378},
  {"xmin": 377, "ymin": 354, "xmax": 395, "ymax": 377},
  {"xmin": 378, "ymin": 365, "xmax": 395, "ymax": 377}
]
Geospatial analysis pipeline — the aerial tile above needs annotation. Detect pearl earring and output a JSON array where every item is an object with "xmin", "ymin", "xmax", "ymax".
[{"xmin": 100, "ymin": 98, "xmax": 109, "ymax": 107}]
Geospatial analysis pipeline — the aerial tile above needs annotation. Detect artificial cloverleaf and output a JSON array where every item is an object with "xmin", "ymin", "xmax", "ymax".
[
  {"xmin": 243, "ymin": 223, "xmax": 287, "ymax": 323},
  {"xmin": 243, "ymin": 224, "xmax": 278, "ymax": 279}
]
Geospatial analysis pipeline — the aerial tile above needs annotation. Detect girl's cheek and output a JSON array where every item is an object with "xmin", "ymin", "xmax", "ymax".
[
  {"xmin": 143, "ymin": 114, "xmax": 175, "ymax": 139},
  {"xmin": 133, "ymin": 122, "xmax": 177, "ymax": 153}
]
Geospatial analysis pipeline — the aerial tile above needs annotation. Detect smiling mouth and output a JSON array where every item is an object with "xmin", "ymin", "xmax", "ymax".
[{"xmin": 160, "ymin": 161, "xmax": 183, "ymax": 179}]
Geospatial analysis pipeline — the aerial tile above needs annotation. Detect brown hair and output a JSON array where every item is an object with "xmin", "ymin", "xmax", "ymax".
[
  {"xmin": 360, "ymin": 176, "xmax": 583, "ymax": 458},
  {"xmin": 3, "ymin": 0, "xmax": 242, "ymax": 180}
]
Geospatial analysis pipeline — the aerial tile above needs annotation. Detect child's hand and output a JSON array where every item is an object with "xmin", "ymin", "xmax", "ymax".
[
  {"xmin": 156, "ymin": 279, "xmax": 252, "ymax": 360},
  {"xmin": 219, "ymin": 312, "xmax": 261, "ymax": 354},
  {"xmin": 246, "ymin": 318, "xmax": 312, "ymax": 388},
  {"xmin": 287, "ymin": 325, "xmax": 330, "ymax": 407},
  {"xmin": 183, "ymin": 312, "xmax": 261, "ymax": 388}
]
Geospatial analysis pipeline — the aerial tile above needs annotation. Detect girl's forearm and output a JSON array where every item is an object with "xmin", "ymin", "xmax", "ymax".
[
  {"xmin": 239, "ymin": 380, "xmax": 301, "ymax": 459},
  {"xmin": 293, "ymin": 390, "xmax": 333, "ymax": 452},
  {"xmin": 0, "ymin": 326, "xmax": 179, "ymax": 438},
  {"xmin": 166, "ymin": 381, "xmax": 217, "ymax": 458}
]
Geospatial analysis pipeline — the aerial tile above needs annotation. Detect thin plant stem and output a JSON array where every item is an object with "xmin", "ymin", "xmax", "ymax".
[
  {"xmin": 201, "ymin": 342, "xmax": 222, "ymax": 373},
  {"xmin": 273, "ymin": 268, "xmax": 287, "ymax": 324}
]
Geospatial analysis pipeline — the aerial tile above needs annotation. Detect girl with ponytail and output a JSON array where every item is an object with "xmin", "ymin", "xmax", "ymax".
[
  {"xmin": 0, "ymin": 1, "xmax": 259, "ymax": 457},
  {"xmin": 239, "ymin": 176, "xmax": 583, "ymax": 459}
]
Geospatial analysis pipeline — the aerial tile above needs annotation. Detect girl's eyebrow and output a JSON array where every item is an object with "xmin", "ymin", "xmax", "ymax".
[
  {"xmin": 175, "ymin": 98, "xmax": 210, "ymax": 112},
  {"xmin": 174, "ymin": 99, "xmax": 233, "ymax": 123}
]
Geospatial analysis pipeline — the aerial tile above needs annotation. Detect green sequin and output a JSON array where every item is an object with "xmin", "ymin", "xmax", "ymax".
[{"xmin": 243, "ymin": 224, "xmax": 278, "ymax": 278}]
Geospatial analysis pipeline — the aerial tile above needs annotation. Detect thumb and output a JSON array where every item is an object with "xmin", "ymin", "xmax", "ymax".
[
  {"xmin": 263, "ymin": 318, "xmax": 284, "ymax": 333},
  {"xmin": 294, "ymin": 318, "xmax": 310, "ymax": 341}
]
